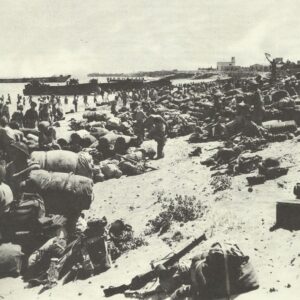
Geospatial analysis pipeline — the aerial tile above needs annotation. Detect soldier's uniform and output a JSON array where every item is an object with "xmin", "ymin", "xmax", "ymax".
[{"xmin": 146, "ymin": 115, "xmax": 167, "ymax": 159}]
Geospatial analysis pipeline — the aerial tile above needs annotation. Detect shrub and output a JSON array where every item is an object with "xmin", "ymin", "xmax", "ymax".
[
  {"xmin": 210, "ymin": 175, "xmax": 232, "ymax": 193},
  {"xmin": 146, "ymin": 194, "xmax": 206, "ymax": 235}
]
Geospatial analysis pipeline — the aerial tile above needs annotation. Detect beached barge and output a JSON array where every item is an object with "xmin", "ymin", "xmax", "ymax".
[
  {"xmin": 0, "ymin": 75, "xmax": 71, "ymax": 83},
  {"xmin": 23, "ymin": 79, "xmax": 100, "ymax": 95}
]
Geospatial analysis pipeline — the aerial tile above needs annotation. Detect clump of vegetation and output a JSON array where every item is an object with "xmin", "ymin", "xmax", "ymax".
[
  {"xmin": 145, "ymin": 194, "xmax": 206, "ymax": 235},
  {"xmin": 109, "ymin": 235, "xmax": 148, "ymax": 261},
  {"xmin": 210, "ymin": 175, "xmax": 232, "ymax": 193}
]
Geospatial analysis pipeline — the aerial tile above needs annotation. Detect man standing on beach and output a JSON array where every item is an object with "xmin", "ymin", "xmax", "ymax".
[
  {"xmin": 265, "ymin": 53, "xmax": 277, "ymax": 83},
  {"xmin": 24, "ymin": 101, "xmax": 38, "ymax": 128},
  {"xmin": 73, "ymin": 95, "xmax": 78, "ymax": 112},
  {"xmin": 145, "ymin": 114, "xmax": 168, "ymax": 159},
  {"xmin": 11, "ymin": 105, "xmax": 24, "ymax": 128}
]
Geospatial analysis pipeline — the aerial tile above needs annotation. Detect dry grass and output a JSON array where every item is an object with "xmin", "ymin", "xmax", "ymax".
[{"xmin": 145, "ymin": 194, "xmax": 207, "ymax": 235}]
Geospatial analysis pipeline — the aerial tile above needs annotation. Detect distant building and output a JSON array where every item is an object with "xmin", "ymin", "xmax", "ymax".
[
  {"xmin": 217, "ymin": 57, "xmax": 235, "ymax": 70},
  {"xmin": 249, "ymin": 64, "xmax": 269, "ymax": 72}
]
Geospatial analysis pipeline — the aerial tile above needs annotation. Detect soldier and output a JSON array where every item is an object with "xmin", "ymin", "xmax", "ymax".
[
  {"xmin": 133, "ymin": 105, "xmax": 147, "ymax": 143},
  {"xmin": 24, "ymin": 101, "xmax": 39, "ymax": 128},
  {"xmin": 73, "ymin": 95, "xmax": 78, "ymax": 112},
  {"xmin": 265, "ymin": 54, "xmax": 277, "ymax": 83},
  {"xmin": 156, "ymin": 243, "xmax": 259, "ymax": 300},
  {"xmin": 250, "ymin": 82, "xmax": 264, "ymax": 126},
  {"xmin": 83, "ymin": 95, "xmax": 88, "ymax": 106},
  {"xmin": 242, "ymin": 114, "xmax": 266, "ymax": 138},
  {"xmin": 1, "ymin": 101, "xmax": 10, "ymax": 121},
  {"xmin": 213, "ymin": 90, "xmax": 224, "ymax": 115},
  {"xmin": 39, "ymin": 103, "xmax": 51, "ymax": 122},
  {"xmin": 145, "ymin": 114, "xmax": 167, "ymax": 159},
  {"xmin": 111, "ymin": 95, "xmax": 118, "ymax": 115},
  {"xmin": 11, "ymin": 105, "xmax": 24, "ymax": 128}
]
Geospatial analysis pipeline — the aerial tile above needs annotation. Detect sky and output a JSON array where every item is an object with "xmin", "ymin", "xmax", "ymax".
[{"xmin": 0, "ymin": 0, "xmax": 300, "ymax": 77}]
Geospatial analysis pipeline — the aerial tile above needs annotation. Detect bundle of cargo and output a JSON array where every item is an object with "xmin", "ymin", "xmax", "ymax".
[
  {"xmin": 83, "ymin": 111, "xmax": 109, "ymax": 122},
  {"xmin": 266, "ymin": 133, "xmax": 289, "ymax": 143},
  {"xmin": 56, "ymin": 130, "xmax": 74, "ymax": 146},
  {"xmin": 258, "ymin": 157, "xmax": 289, "ymax": 180},
  {"xmin": 119, "ymin": 121, "xmax": 135, "ymax": 136},
  {"xmin": 20, "ymin": 170, "xmax": 94, "ymax": 215},
  {"xmin": 69, "ymin": 119, "xmax": 90, "ymax": 131},
  {"xmin": 263, "ymin": 107, "xmax": 282, "ymax": 121},
  {"xmin": 98, "ymin": 132, "xmax": 120, "ymax": 150},
  {"xmin": 106, "ymin": 116, "xmax": 122, "ymax": 131},
  {"xmin": 30, "ymin": 150, "xmax": 93, "ymax": 179},
  {"xmin": 271, "ymin": 90, "xmax": 290, "ymax": 102},
  {"xmin": 118, "ymin": 160, "xmax": 145, "ymax": 176},
  {"xmin": 246, "ymin": 175, "xmax": 266, "ymax": 186},
  {"xmin": 262, "ymin": 120, "xmax": 297, "ymax": 134},
  {"xmin": 89, "ymin": 127, "xmax": 109, "ymax": 139},
  {"xmin": 225, "ymin": 88, "xmax": 243, "ymax": 96},
  {"xmin": 114, "ymin": 135, "xmax": 138, "ymax": 155},
  {"xmin": 70, "ymin": 130, "xmax": 97, "ymax": 148},
  {"xmin": 236, "ymin": 153, "xmax": 262, "ymax": 174},
  {"xmin": 100, "ymin": 161, "xmax": 122, "ymax": 179},
  {"xmin": 165, "ymin": 102, "xmax": 179, "ymax": 110},
  {"xmin": 276, "ymin": 97, "xmax": 295, "ymax": 109}
]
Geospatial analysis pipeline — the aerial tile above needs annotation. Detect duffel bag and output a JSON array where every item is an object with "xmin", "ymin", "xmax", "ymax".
[
  {"xmin": 30, "ymin": 150, "xmax": 93, "ymax": 179},
  {"xmin": 83, "ymin": 111, "xmax": 108, "ymax": 122},
  {"xmin": 21, "ymin": 170, "xmax": 94, "ymax": 215},
  {"xmin": 101, "ymin": 163, "xmax": 122, "ymax": 179},
  {"xmin": 90, "ymin": 127, "xmax": 109, "ymax": 139},
  {"xmin": 190, "ymin": 242, "xmax": 259, "ymax": 299}
]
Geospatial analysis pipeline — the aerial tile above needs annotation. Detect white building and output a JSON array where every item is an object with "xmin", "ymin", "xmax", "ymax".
[{"xmin": 217, "ymin": 57, "xmax": 235, "ymax": 70}]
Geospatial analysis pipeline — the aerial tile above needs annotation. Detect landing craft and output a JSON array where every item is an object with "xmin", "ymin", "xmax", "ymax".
[
  {"xmin": 23, "ymin": 78, "xmax": 100, "ymax": 96},
  {"xmin": 0, "ymin": 75, "xmax": 71, "ymax": 83},
  {"xmin": 98, "ymin": 77, "xmax": 171, "ymax": 91}
]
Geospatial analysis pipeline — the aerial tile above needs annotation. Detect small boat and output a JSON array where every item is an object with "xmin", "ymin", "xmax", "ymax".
[
  {"xmin": 0, "ymin": 75, "xmax": 71, "ymax": 83},
  {"xmin": 107, "ymin": 77, "xmax": 144, "ymax": 83},
  {"xmin": 23, "ymin": 79, "xmax": 100, "ymax": 96},
  {"xmin": 98, "ymin": 77, "xmax": 171, "ymax": 91}
]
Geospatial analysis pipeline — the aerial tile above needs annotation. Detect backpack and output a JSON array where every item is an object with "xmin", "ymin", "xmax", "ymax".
[
  {"xmin": 191, "ymin": 242, "xmax": 259, "ymax": 299},
  {"xmin": 5, "ymin": 193, "xmax": 45, "ymax": 234}
]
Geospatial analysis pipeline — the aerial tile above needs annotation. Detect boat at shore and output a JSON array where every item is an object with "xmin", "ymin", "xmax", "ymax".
[
  {"xmin": 23, "ymin": 79, "xmax": 100, "ymax": 95},
  {"xmin": 99, "ymin": 77, "xmax": 171, "ymax": 91},
  {"xmin": 0, "ymin": 75, "xmax": 71, "ymax": 84}
]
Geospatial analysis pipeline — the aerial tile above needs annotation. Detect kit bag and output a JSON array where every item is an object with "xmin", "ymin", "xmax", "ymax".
[
  {"xmin": 31, "ymin": 150, "xmax": 93, "ymax": 179},
  {"xmin": 191, "ymin": 242, "xmax": 259, "ymax": 299},
  {"xmin": 22, "ymin": 170, "xmax": 94, "ymax": 215}
]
